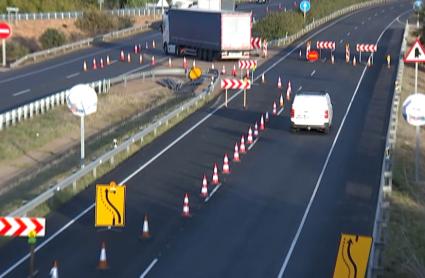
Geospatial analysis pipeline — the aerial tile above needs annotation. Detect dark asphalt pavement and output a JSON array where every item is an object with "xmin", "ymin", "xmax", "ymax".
[{"xmin": 0, "ymin": 1, "xmax": 411, "ymax": 277}]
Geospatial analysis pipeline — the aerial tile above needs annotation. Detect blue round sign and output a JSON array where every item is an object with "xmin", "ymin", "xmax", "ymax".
[{"xmin": 300, "ymin": 0, "xmax": 311, "ymax": 13}]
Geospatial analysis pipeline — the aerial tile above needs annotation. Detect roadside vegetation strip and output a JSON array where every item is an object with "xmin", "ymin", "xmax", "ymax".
[{"xmin": 382, "ymin": 21, "xmax": 425, "ymax": 278}]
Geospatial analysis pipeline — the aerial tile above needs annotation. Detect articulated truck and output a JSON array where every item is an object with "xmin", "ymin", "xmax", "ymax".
[{"xmin": 162, "ymin": 9, "xmax": 252, "ymax": 60}]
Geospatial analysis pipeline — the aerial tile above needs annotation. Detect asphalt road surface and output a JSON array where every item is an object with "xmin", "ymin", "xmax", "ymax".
[
  {"xmin": 0, "ymin": 1, "xmax": 411, "ymax": 277},
  {"xmin": 0, "ymin": 0, "xmax": 291, "ymax": 113}
]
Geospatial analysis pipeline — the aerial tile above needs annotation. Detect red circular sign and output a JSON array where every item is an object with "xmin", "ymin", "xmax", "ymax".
[
  {"xmin": 0, "ymin": 22, "xmax": 12, "ymax": 39},
  {"xmin": 307, "ymin": 50, "xmax": 319, "ymax": 62}
]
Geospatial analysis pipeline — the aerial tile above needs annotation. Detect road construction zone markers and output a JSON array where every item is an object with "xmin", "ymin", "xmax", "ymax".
[
  {"xmin": 145, "ymin": 41, "xmax": 149, "ymax": 49},
  {"xmin": 331, "ymin": 54, "xmax": 335, "ymax": 64},
  {"xmin": 50, "ymin": 261, "xmax": 58, "ymax": 278},
  {"xmin": 238, "ymin": 60, "xmax": 258, "ymax": 69},
  {"xmin": 211, "ymin": 63, "xmax": 215, "ymax": 70},
  {"xmin": 182, "ymin": 193, "xmax": 191, "ymax": 217},
  {"xmin": 260, "ymin": 114, "xmax": 265, "ymax": 130},
  {"xmin": 97, "ymin": 242, "xmax": 109, "ymax": 270},
  {"xmin": 139, "ymin": 54, "xmax": 143, "ymax": 64},
  {"xmin": 221, "ymin": 79, "xmax": 251, "ymax": 107},
  {"xmin": 134, "ymin": 45, "xmax": 138, "ymax": 54},
  {"xmin": 127, "ymin": 53, "xmax": 131, "ymax": 63},
  {"xmin": 201, "ymin": 175, "xmax": 208, "ymax": 198},
  {"xmin": 192, "ymin": 59, "xmax": 196, "ymax": 67},
  {"xmin": 212, "ymin": 163, "xmax": 220, "ymax": 185},
  {"xmin": 221, "ymin": 65, "xmax": 226, "ymax": 75},
  {"xmin": 251, "ymin": 37, "xmax": 262, "ymax": 49},
  {"xmin": 247, "ymin": 127, "xmax": 253, "ymax": 144},
  {"xmin": 151, "ymin": 56, "xmax": 155, "ymax": 65},
  {"xmin": 386, "ymin": 54, "xmax": 391, "ymax": 68},
  {"xmin": 92, "ymin": 58, "xmax": 97, "ymax": 70},
  {"xmin": 100, "ymin": 58, "xmax": 104, "ymax": 68},
  {"xmin": 223, "ymin": 154, "xmax": 230, "ymax": 174},
  {"xmin": 232, "ymin": 64, "xmax": 237, "ymax": 77},
  {"xmin": 345, "ymin": 43, "xmax": 350, "ymax": 63},
  {"xmin": 263, "ymin": 39, "xmax": 268, "ymax": 58},
  {"xmin": 306, "ymin": 40, "xmax": 311, "ymax": 60},
  {"xmin": 0, "ymin": 217, "xmax": 46, "ymax": 237},
  {"xmin": 120, "ymin": 50, "xmax": 124, "ymax": 61},
  {"xmin": 233, "ymin": 142, "xmax": 240, "ymax": 162},
  {"xmin": 261, "ymin": 73, "xmax": 265, "ymax": 83},
  {"xmin": 106, "ymin": 55, "xmax": 110, "ymax": 65},
  {"xmin": 254, "ymin": 122, "xmax": 259, "ymax": 137},
  {"xmin": 265, "ymin": 112, "xmax": 270, "ymax": 123},
  {"xmin": 168, "ymin": 57, "xmax": 172, "ymax": 67},
  {"xmin": 141, "ymin": 214, "xmax": 151, "ymax": 239},
  {"xmin": 152, "ymin": 40, "xmax": 156, "ymax": 48},
  {"xmin": 272, "ymin": 101, "xmax": 277, "ymax": 116},
  {"xmin": 286, "ymin": 81, "xmax": 292, "ymax": 101},
  {"xmin": 299, "ymin": 49, "xmax": 302, "ymax": 57},
  {"xmin": 95, "ymin": 182, "xmax": 126, "ymax": 227},
  {"xmin": 353, "ymin": 56, "xmax": 357, "ymax": 66},
  {"xmin": 240, "ymin": 135, "xmax": 247, "ymax": 154},
  {"xmin": 367, "ymin": 55, "xmax": 372, "ymax": 67},
  {"xmin": 278, "ymin": 76, "xmax": 282, "ymax": 89},
  {"xmin": 83, "ymin": 60, "xmax": 87, "ymax": 71},
  {"xmin": 316, "ymin": 41, "xmax": 336, "ymax": 50},
  {"xmin": 333, "ymin": 234, "xmax": 372, "ymax": 278},
  {"xmin": 280, "ymin": 93, "xmax": 284, "ymax": 108},
  {"xmin": 356, "ymin": 43, "xmax": 377, "ymax": 63}
]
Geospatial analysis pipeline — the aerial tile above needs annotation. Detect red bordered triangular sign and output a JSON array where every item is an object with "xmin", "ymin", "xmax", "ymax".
[{"xmin": 404, "ymin": 38, "xmax": 425, "ymax": 63}]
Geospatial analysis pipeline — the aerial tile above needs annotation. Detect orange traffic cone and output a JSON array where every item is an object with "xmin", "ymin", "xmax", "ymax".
[
  {"xmin": 106, "ymin": 55, "xmax": 110, "ymax": 65},
  {"xmin": 127, "ymin": 53, "xmax": 131, "ymax": 63},
  {"xmin": 265, "ymin": 112, "xmax": 270, "ymax": 123},
  {"xmin": 221, "ymin": 65, "xmax": 226, "ymax": 75},
  {"xmin": 151, "ymin": 56, "xmax": 155, "ymax": 65},
  {"xmin": 240, "ymin": 135, "xmax": 246, "ymax": 154},
  {"xmin": 83, "ymin": 60, "xmax": 87, "ymax": 71},
  {"xmin": 232, "ymin": 64, "xmax": 237, "ymax": 77},
  {"xmin": 49, "ymin": 260, "xmax": 59, "ymax": 278},
  {"xmin": 152, "ymin": 40, "xmax": 156, "ymax": 48},
  {"xmin": 139, "ymin": 54, "xmax": 143, "ymax": 64},
  {"xmin": 280, "ymin": 93, "xmax": 284, "ymax": 108},
  {"xmin": 260, "ymin": 115, "xmax": 265, "ymax": 130},
  {"xmin": 134, "ymin": 44, "xmax": 138, "ymax": 54},
  {"xmin": 141, "ymin": 214, "xmax": 151, "ymax": 239},
  {"xmin": 168, "ymin": 57, "xmax": 172, "ymax": 67},
  {"xmin": 233, "ymin": 142, "xmax": 240, "ymax": 162},
  {"xmin": 261, "ymin": 73, "xmax": 265, "ymax": 83},
  {"xmin": 100, "ymin": 58, "xmax": 104, "ymax": 68},
  {"xmin": 272, "ymin": 101, "xmax": 277, "ymax": 116},
  {"xmin": 247, "ymin": 127, "xmax": 253, "ymax": 144},
  {"xmin": 92, "ymin": 57, "xmax": 97, "ymax": 70},
  {"xmin": 254, "ymin": 122, "xmax": 259, "ymax": 137},
  {"xmin": 286, "ymin": 81, "xmax": 292, "ymax": 101},
  {"xmin": 212, "ymin": 163, "xmax": 220, "ymax": 185},
  {"xmin": 182, "ymin": 193, "xmax": 191, "ymax": 217},
  {"xmin": 278, "ymin": 76, "xmax": 282, "ymax": 89},
  {"xmin": 222, "ymin": 154, "xmax": 230, "ymax": 174},
  {"xmin": 120, "ymin": 50, "xmax": 124, "ymax": 61},
  {"xmin": 200, "ymin": 174, "xmax": 208, "ymax": 198},
  {"xmin": 97, "ymin": 242, "xmax": 108, "ymax": 270},
  {"xmin": 353, "ymin": 56, "xmax": 356, "ymax": 66}
]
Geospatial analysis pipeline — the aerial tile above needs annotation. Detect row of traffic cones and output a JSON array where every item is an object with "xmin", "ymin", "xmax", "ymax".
[
  {"xmin": 120, "ymin": 49, "xmax": 157, "ymax": 65},
  {"xmin": 83, "ymin": 56, "xmax": 111, "ymax": 71}
]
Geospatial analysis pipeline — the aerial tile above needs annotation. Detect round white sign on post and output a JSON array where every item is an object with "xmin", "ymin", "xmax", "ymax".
[
  {"xmin": 402, "ymin": 93, "xmax": 425, "ymax": 126},
  {"xmin": 66, "ymin": 84, "xmax": 98, "ymax": 117}
]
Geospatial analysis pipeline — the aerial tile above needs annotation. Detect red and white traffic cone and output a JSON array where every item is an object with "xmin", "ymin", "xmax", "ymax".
[
  {"xmin": 182, "ymin": 193, "xmax": 191, "ymax": 218},
  {"xmin": 151, "ymin": 56, "xmax": 155, "ymax": 65},
  {"xmin": 212, "ymin": 163, "xmax": 220, "ymax": 185},
  {"xmin": 254, "ymin": 122, "xmax": 259, "ymax": 137},
  {"xmin": 127, "ymin": 53, "xmax": 131, "ymax": 63},
  {"xmin": 233, "ymin": 142, "xmax": 240, "ymax": 162},
  {"xmin": 240, "ymin": 135, "xmax": 246, "ymax": 154},
  {"xmin": 83, "ymin": 60, "xmax": 87, "ymax": 72},
  {"xmin": 152, "ymin": 40, "xmax": 156, "ymax": 48},
  {"xmin": 265, "ymin": 112, "xmax": 270, "ymax": 123},
  {"xmin": 168, "ymin": 57, "xmax": 172, "ymax": 67},
  {"xmin": 221, "ymin": 65, "xmax": 226, "ymax": 75},
  {"xmin": 97, "ymin": 242, "xmax": 108, "ymax": 270},
  {"xmin": 134, "ymin": 44, "xmax": 138, "ymax": 54},
  {"xmin": 200, "ymin": 174, "xmax": 208, "ymax": 198},
  {"xmin": 278, "ymin": 76, "xmax": 282, "ymax": 89},
  {"xmin": 145, "ymin": 41, "xmax": 149, "ymax": 49},
  {"xmin": 141, "ymin": 214, "xmax": 151, "ymax": 239},
  {"xmin": 139, "ymin": 54, "xmax": 143, "ymax": 64},
  {"xmin": 100, "ymin": 57, "xmax": 104, "ymax": 68},
  {"xmin": 222, "ymin": 154, "xmax": 230, "ymax": 174},
  {"xmin": 331, "ymin": 54, "xmax": 335, "ymax": 64},
  {"xmin": 261, "ymin": 73, "xmax": 265, "ymax": 83},
  {"xmin": 353, "ymin": 56, "xmax": 356, "ymax": 66},
  {"xmin": 280, "ymin": 93, "xmax": 284, "ymax": 108},
  {"xmin": 247, "ymin": 127, "xmax": 253, "ymax": 144},
  {"xmin": 367, "ymin": 56, "xmax": 371, "ymax": 67},
  {"xmin": 286, "ymin": 81, "xmax": 292, "ymax": 101},
  {"xmin": 183, "ymin": 57, "xmax": 187, "ymax": 69},
  {"xmin": 106, "ymin": 55, "xmax": 110, "ymax": 65},
  {"xmin": 192, "ymin": 59, "xmax": 196, "ymax": 67},
  {"xmin": 299, "ymin": 49, "xmax": 302, "ymax": 58},
  {"xmin": 272, "ymin": 101, "xmax": 277, "ymax": 116},
  {"xmin": 92, "ymin": 57, "xmax": 97, "ymax": 70},
  {"xmin": 120, "ymin": 50, "xmax": 124, "ymax": 61},
  {"xmin": 232, "ymin": 64, "xmax": 237, "ymax": 77},
  {"xmin": 260, "ymin": 115, "xmax": 265, "ymax": 130},
  {"xmin": 211, "ymin": 63, "xmax": 215, "ymax": 70},
  {"xmin": 50, "ymin": 261, "xmax": 59, "ymax": 278},
  {"xmin": 245, "ymin": 69, "xmax": 249, "ymax": 79}
]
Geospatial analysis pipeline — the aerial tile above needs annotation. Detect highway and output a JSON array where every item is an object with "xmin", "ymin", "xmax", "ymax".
[
  {"xmin": 0, "ymin": 0, "xmax": 290, "ymax": 113},
  {"xmin": 0, "ymin": 1, "xmax": 411, "ymax": 277}
]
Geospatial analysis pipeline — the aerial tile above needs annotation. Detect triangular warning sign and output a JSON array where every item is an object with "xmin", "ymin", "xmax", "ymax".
[{"xmin": 404, "ymin": 38, "xmax": 425, "ymax": 63}]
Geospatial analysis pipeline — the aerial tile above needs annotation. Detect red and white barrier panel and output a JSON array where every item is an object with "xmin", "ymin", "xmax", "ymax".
[
  {"xmin": 316, "ymin": 41, "xmax": 336, "ymax": 50},
  {"xmin": 356, "ymin": 44, "xmax": 377, "ymax": 52},
  {"xmin": 221, "ymin": 79, "xmax": 252, "ymax": 90},
  {"xmin": 238, "ymin": 60, "xmax": 257, "ymax": 69},
  {"xmin": 0, "ymin": 217, "xmax": 45, "ymax": 237},
  {"xmin": 251, "ymin": 37, "xmax": 262, "ymax": 49}
]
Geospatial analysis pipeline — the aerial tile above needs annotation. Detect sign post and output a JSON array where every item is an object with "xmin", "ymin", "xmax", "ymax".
[
  {"xmin": 413, "ymin": 0, "xmax": 423, "ymax": 28},
  {"xmin": 403, "ymin": 38, "xmax": 425, "ymax": 181},
  {"xmin": 28, "ymin": 230, "xmax": 38, "ymax": 277},
  {"xmin": 0, "ymin": 22, "xmax": 12, "ymax": 67},
  {"xmin": 221, "ymin": 79, "xmax": 251, "ymax": 109}
]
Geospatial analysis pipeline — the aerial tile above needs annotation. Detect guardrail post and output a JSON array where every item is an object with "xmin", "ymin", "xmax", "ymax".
[
  {"xmin": 29, "ymin": 103, "xmax": 34, "ymax": 118},
  {"xmin": 35, "ymin": 101, "xmax": 40, "ymax": 115},
  {"xmin": 17, "ymin": 108, "xmax": 22, "ymax": 122},
  {"xmin": 40, "ymin": 99, "xmax": 45, "ymax": 114},
  {"xmin": 93, "ymin": 167, "xmax": 97, "ymax": 178},
  {"xmin": 60, "ymin": 91, "xmax": 65, "ymax": 104},
  {"xmin": 11, "ymin": 110, "xmax": 16, "ymax": 125},
  {"xmin": 5, "ymin": 112, "xmax": 10, "ymax": 127}
]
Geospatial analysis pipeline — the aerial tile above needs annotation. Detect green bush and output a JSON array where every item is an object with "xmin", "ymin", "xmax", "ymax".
[
  {"xmin": 6, "ymin": 41, "xmax": 30, "ymax": 63},
  {"xmin": 75, "ymin": 9, "xmax": 135, "ymax": 36},
  {"xmin": 0, "ymin": 0, "xmax": 97, "ymax": 12},
  {"xmin": 39, "ymin": 28, "xmax": 67, "ymax": 49}
]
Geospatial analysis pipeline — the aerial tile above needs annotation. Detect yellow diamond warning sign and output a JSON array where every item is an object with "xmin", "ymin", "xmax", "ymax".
[
  {"xmin": 333, "ymin": 234, "xmax": 373, "ymax": 278},
  {"xmin": 95, "ymin": 181, "xmax": 126, "ymax": 227}
]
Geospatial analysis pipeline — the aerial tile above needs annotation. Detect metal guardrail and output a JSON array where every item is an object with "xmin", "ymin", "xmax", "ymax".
[
  {"xmin": 0, "ymin": 7, "xmax": 160, "ymax": 21},
  {"xmin": 367, "ymin": 20, "xmax": 409, "ymax": 278},
  {"xmin": 9, "ymin": 24, "xmax": 153, "ymax": 68},
  {"xmin": 6, "ymin": 0, "xmax": 391, "ymax": 216},
  {"xmin": 0, "ymin": 68, "xmax": 184, "ymax": 131},
  {"xmin": 9, "ymin": 70, "xmax": 218, "ymax": 217}
]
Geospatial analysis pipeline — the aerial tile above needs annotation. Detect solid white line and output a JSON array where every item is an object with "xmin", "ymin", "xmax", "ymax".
[
  {"xmin": 310, "ymin": 70, "xmax": 316, "ymax": 77},
  {"xmin": 276, "ymin": 10, "xmax": 411, "ymax": 278},
  {"xmin": 12, "ymin": 89, "xmax": 30, "ymax": 97},
  {"xmin": 0, "ymin": 9, "xmax": 367, "ymax": 277},
  {"xmin": 66, "ymin": 72, "xmax": 80, "ymax": 79},
  {"xmin": 277, "ymin": 107, "xmax": 284, "ymax": 116},
  {"xmin": 139, "ymin": 258, "xmax": 159, "ymax": 278},
  {"xmin": 204, "ymin": 183, "xmax": 222, "ymax": 203},
  {"xmin": 110, "ymin": 60, "xmax": 118, "ymax": 65},
  {"xmin": 247, "ymin": 137, "xmax": 260, "ymax": 151}
]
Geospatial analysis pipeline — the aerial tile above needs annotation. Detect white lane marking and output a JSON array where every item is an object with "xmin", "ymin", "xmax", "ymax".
[
  {"xmin": 354, "ymin": 26, "xmax": 358, "ymax": 30},
  {"xmin": 247, "ymin": 137, "xmax": 260, "ymax": 151},
  {"xmin": 140, "ymin": 258, "xmax": 159, "ymax": 278},
  {"xmin": 0, "ymin": 10, "xmax": 365, "ymax": 277},
  {"xmin": 310, "ymin": 70, "xmax": 316, "ymax": 77},
  {"xmin": 297, "ymin": 86, "xmax": 302, "ymax": 92},
  {"xmin": 66, "ymin": 72, "xmax": 80, "ymax": 79},
  {"xmin": 205, "ymin": 183, "xmax": 222, "ymax": 203},
  {"xmin": 110, "ymin": 60, "xmax": 118, "ymax": 65},
  {"xmin": 277, "ymin": 10, "xmax": 411, "ymax": 278},
  {"xmin": 347, "ymin": 32, "xmax": 351, "ymax": 36},
  {"xmin": 339, "ymin": 39, "xmax": 343, "ymax": 44},
  {"xmin": 277, "ymin": 107, "xmax": 284, "ymax": 116},
  {"xmin": 0, "ymin": 32, "xmax": 160, "ymax": 85},
  {"xmin": 362, "ymin": 21, "xmax": 365, "ymax": 24},
  {"xmin": 12, "ymin": 89, "xmax": 30, "ymax": 97}
]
